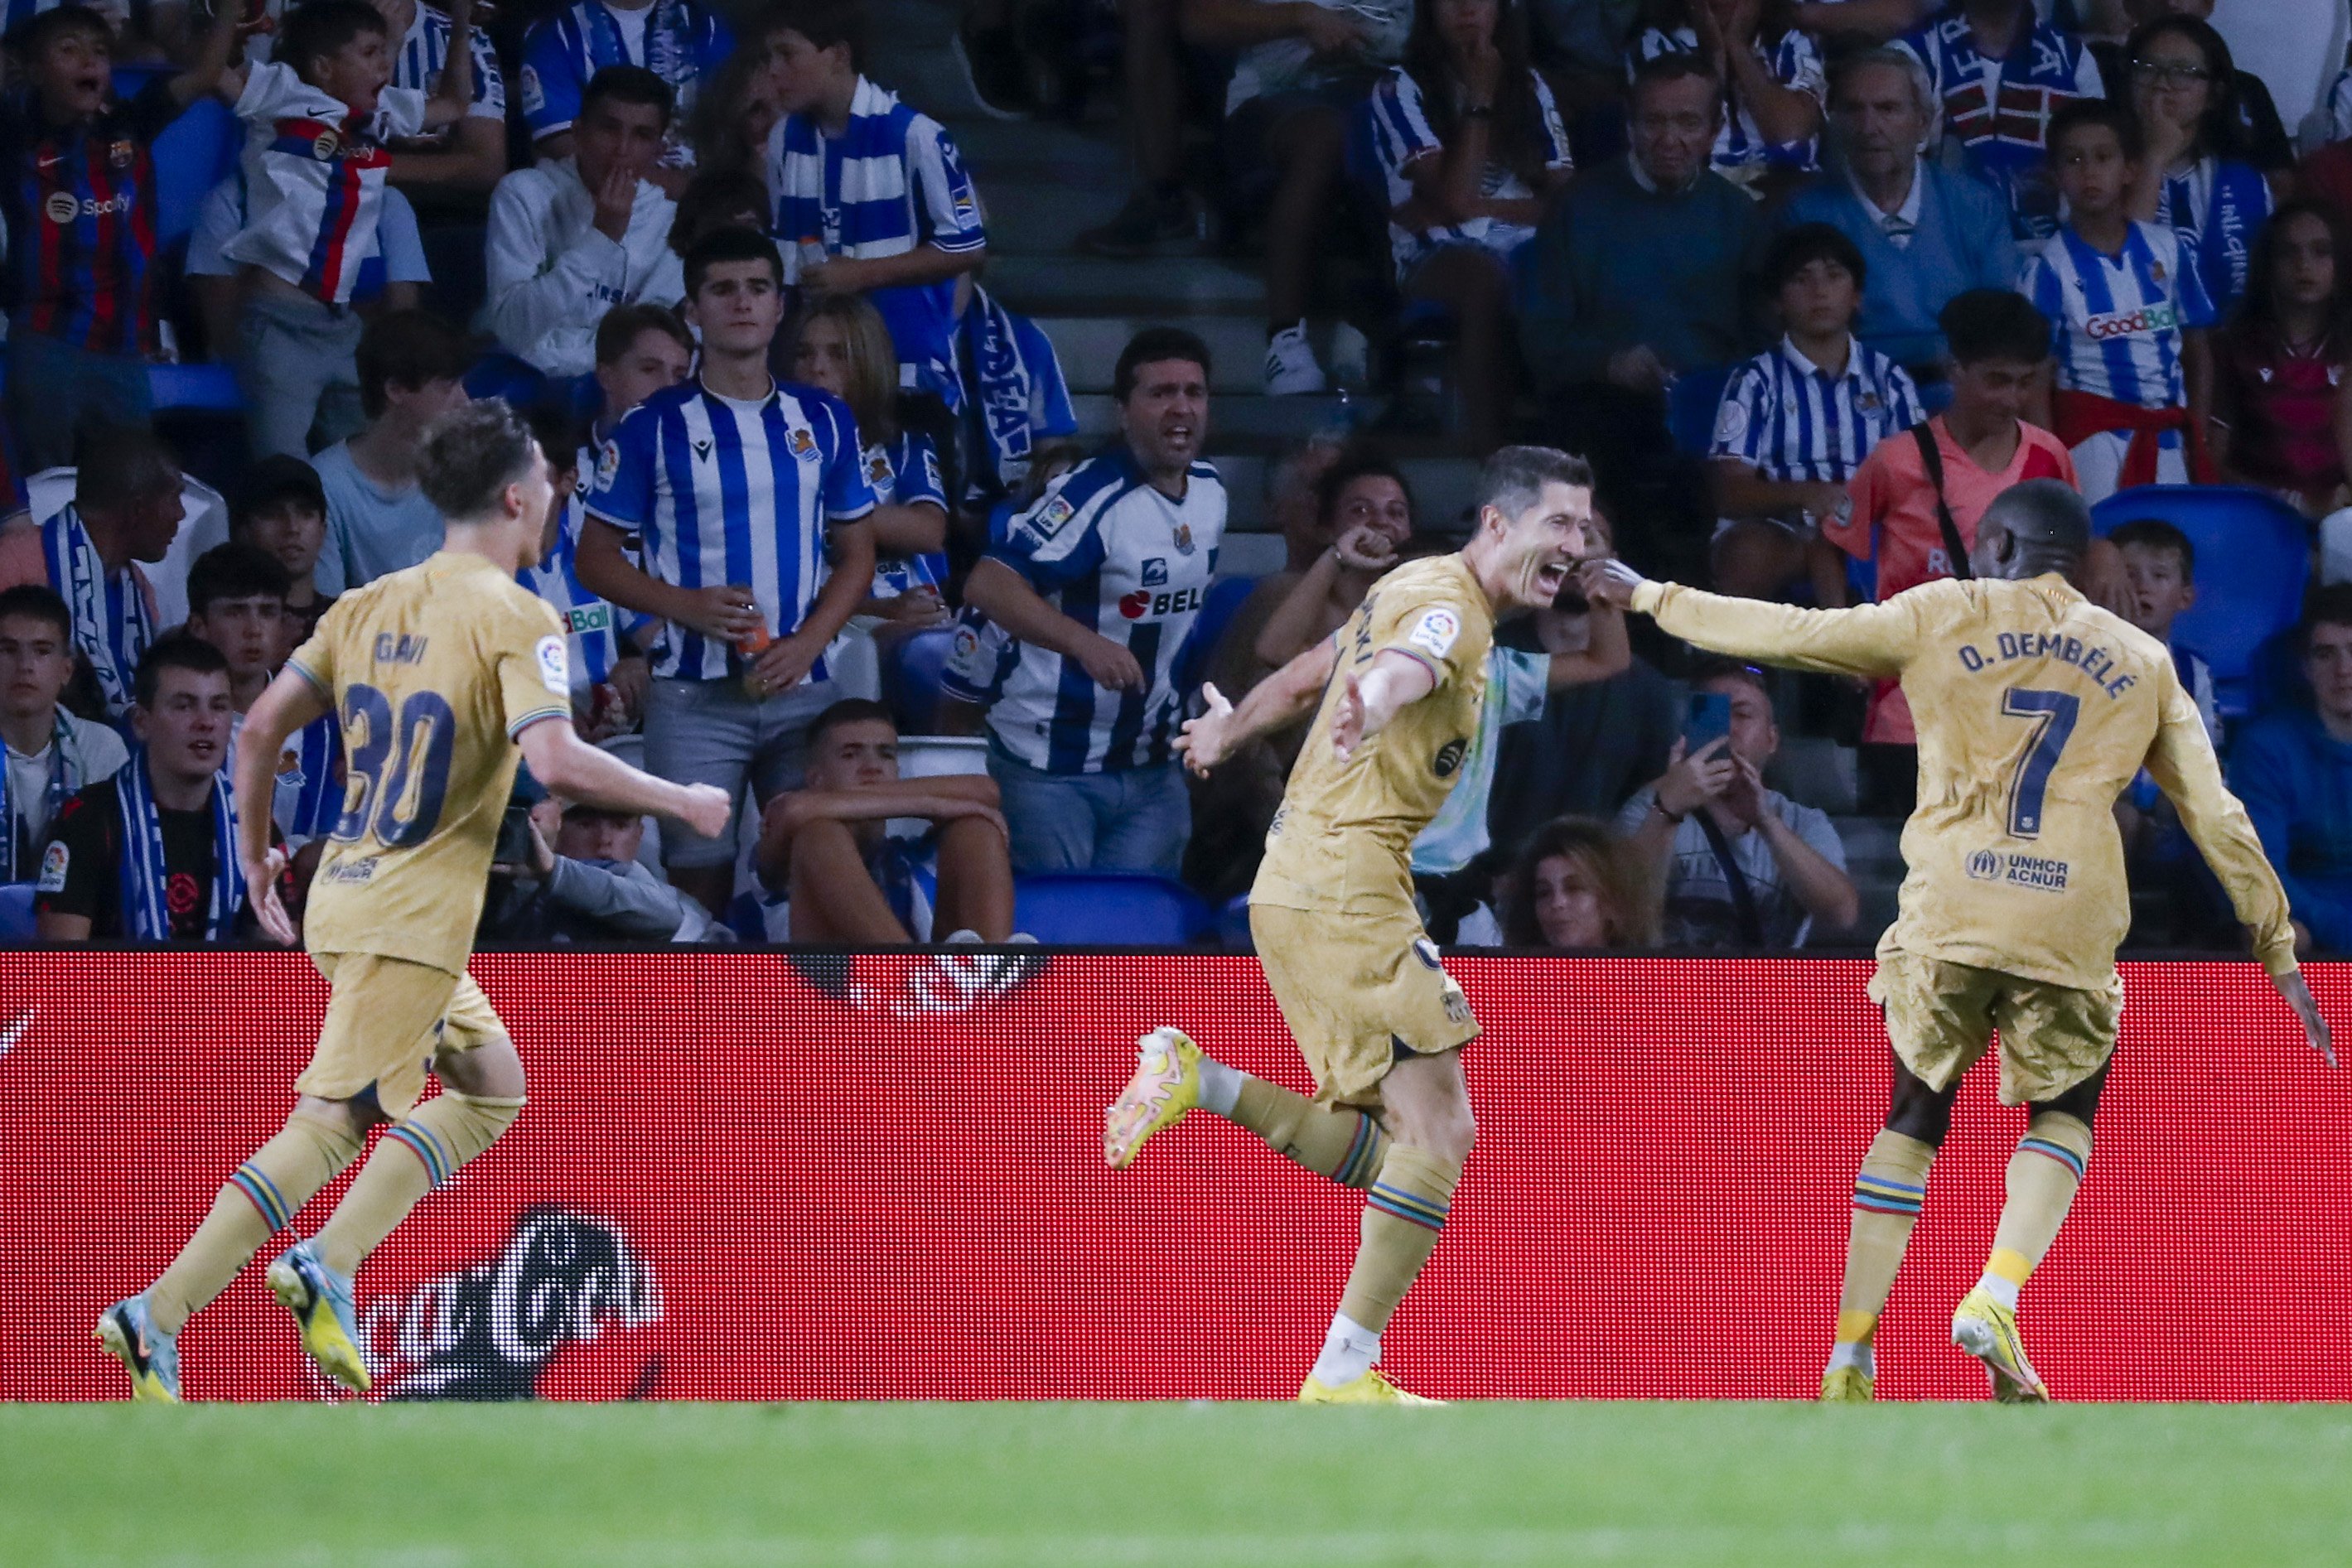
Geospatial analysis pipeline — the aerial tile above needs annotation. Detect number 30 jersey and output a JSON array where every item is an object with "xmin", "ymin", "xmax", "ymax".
[
  {"xmin": 287, "ymin": 551, "xmax": 572, "ymax": 975},
  {"xmin": 1633, "ymin": 573, "xmax": 2296, "ymax": 988}
]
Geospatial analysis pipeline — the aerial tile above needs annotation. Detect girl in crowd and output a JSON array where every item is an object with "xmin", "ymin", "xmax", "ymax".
[
  {"xmin": 2125, "ymin": 14, "xmax": 2273, "ymax": 313},
  {"xmin": 1630, "ymin": 0, "xmax": 1825, "ymax": 191},
  {"xmin": 1369, "ymin": 0, "xmax": 1572, "ymax": 449},
  {"xmin": 2214, "ymin": 200, "xmax": 2352, "ymax": 514},
  {"xmin": 1499, "ymin": 816, "xmax": 1658, "ymax": 949},
  {"xmin": 690, "ymin": 46, "xmax": 785, "ymax": 184}
]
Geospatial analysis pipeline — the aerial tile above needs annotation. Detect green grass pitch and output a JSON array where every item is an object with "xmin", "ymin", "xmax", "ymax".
[{"xmin": 5, "ymin": 1402, "xmax": 2349, "ymax": 1566}]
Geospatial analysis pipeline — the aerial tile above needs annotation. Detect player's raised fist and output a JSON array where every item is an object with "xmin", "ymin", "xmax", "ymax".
[
  {"xmin": 1577, "ymin": 557, "xmax": 1647, "ymax": 610},
  {"xmin": 678, "ymin": 784, "xmax": 734, "ymax": 840},
  {"xmin": 1176, "ymin": 683, "xmax": 1236, "ymax": 776}
]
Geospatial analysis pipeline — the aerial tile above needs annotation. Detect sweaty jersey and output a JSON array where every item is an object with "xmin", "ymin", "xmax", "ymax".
[
  {"xmin": 287, "ymin": 552, "xmax": 572, "ymax": 974},
  {"xmin": 1255, "ymin": 555, "xmax": 1495, "ymax": 912},
  {"xmin": 1635, "ymin": 574, "xmax": 2295, "ymax": 987}
]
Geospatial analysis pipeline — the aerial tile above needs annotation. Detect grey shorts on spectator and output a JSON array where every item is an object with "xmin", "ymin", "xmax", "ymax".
[
  {"xmin": 239, "ymin": 289, "xmax": 365, "ymax": 460},
  {"xmin": 644, "ymin": 675, "xmax": 841, "ymax": 868}
]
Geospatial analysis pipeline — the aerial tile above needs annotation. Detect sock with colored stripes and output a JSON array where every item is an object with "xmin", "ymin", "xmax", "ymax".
[
  {"xmin": 315, "ymin": 1093, "xmax": 524, "ymax": 1278},
  {"xmin": 1980, "ymin": 1112, "xmax": 2092, "ymax": 1313},
  {"xmin": 147, "ymin": 1112, "xmax": 365, "ymax": 1335},
  {"xmin": 1830, "ymin": 1129, "xmax": 1937, "ymax": 1374},
  {"xmin": 1332, "ymin": 1144, "xmax": 1462, "ymax": 1347},
  {"xmin": 1225, "ymin": 1077, "xmax": 1390, "ymax": 1189}
]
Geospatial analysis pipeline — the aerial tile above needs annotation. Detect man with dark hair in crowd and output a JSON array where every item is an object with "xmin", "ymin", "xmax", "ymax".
[
  {"xmin": 184, "ymin": 543, "xmax": 344, "ymax": 847},
  {"xmin": 963, "ymin": 326, "xmax": 1224, "ymax": 875},
  {"xmin": 312, "ymin": 309, "xmax": 473, "ymax": 596},
  {"xmin": 482, "ymin": 65, "xmax": 685, "ymax": 380},
  {"xmin": 0, "ymin": 424, "xmax": 185, "ymax": 718},
  {"xmin": 0, "ymin": 584, "xmax": 125, "ymax": 882},
  {"xmin": 2230, "ymin": 586, "xmax": 2352, "ymax": 958},
  {"xmin": 229, "ymin": 457, "xmax": 333, "ymax": 647},
  {"xmin": 756, "ymin": 697, "xmax": 1014, "ymax": 943},
  {"xmin": 36, "ymin": 634, "xmax": 271, "ymax": 942}
]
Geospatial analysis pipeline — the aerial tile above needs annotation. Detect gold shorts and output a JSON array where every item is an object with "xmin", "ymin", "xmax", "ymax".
[
  {"xmin": 293, "ymin": 952, "xmax": 510, "ymax": 1119},
  {"xmin": 1250, "ymin": 901, "xmax": 1480, "ymax": 1109},
  {"xmin": 1869, "ymin": 948, "xmax": 2121, "ymax": 1106}
]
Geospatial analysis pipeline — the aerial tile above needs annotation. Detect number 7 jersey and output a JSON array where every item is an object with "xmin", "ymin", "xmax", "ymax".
[
  {"xmin": 1632, "ymin": 573, "xmax": 2296, "ymax": 987},
  {"xmin": 287, "ymin": 552, "xmax": 573, "ymax": 975}
]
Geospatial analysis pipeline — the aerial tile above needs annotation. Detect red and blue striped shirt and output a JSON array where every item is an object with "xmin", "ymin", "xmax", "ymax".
[{"xmin": 0, "ymin": 77, "xmax": 178, "ymax": 355}]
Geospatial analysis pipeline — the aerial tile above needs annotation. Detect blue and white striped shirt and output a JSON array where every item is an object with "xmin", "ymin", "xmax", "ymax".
[
  {"xmin": 519, "ymin": 451, "xmax": 650, "ymax": 692},
  {"xmin": 1710, "ymin": 335, "xmax": 1924, "ymax": 484},
  {"xmin": 519, "ymin": 0, "xmax": 730, "ymax": 164},
  {"xmin": 862, "ymin": 429, "xmax": 949, "ymax": 599},
  {"xmin": 768, "ymin": 76, "xmax": 986, "ymax": 397},
  {"xmin": 984, "ymin": 449, "xmax": 1225, "ymax": 774},
  {"xmin": 1630, "ymin": 26, "xmax": 1823, "ymax": 179},
  {"xmin": 584, "ymin": 377, "xmax": 877, "ymax": 682},
  {"xmin": 1366, "ymin": 65, "xmax": 1571, "ymax": 280},
  {"xmin": 393, "ymin": 2, "xmax": 505, "ymax": 145},
  {"xmin": 2021, "ymin": 221, "xmax": 2215, "ymax": 412},
  {"xmin": 2154, "ymin": 155, "xmax": 2271, "ymax": 316}
]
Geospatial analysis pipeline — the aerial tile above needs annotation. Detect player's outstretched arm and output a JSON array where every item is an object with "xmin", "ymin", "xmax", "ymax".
[
  {"xmin": 516, "ymin": 719, "xmax": 732, "ymax": 840},
  {"xmin": 1332, "ymin": 650, "xmax": 1437, "ymax": 761},
  {"xmin": 1578, "ymin": 558, "xmax": 1915, "ymax": 682},
  {"xmin": 1179, "ymin": 642, "xmax": 1337, "ymax": 777},
  {"xmin": 235, "ymin": 668, "xmax": 334, "ymax": 946}
]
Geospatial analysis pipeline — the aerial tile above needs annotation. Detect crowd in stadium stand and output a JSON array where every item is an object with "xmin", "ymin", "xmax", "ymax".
[{"xmin": 4, "ymin": 0, "xmax": 2352, "ymax": 956}]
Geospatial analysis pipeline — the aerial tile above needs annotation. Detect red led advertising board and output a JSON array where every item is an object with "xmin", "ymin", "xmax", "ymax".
[{"xmin": 0, "ymin": 951, "xmax": 2343, "ymax": 1402}]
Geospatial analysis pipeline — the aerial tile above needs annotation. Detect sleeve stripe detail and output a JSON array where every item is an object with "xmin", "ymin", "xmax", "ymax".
[
  {"xmin": 929, "ymin": 233, "xmax": 988, "ymax": 252},
  {"xmin": 1381, "ymin": 646, "xmax": 1446, "ymax": 683},
  {"xmin": 506, "ymin": 707, "xmax": 570, "ymax": 740},
  {"xmin": 286, "ymin": 659, "xmax": 331, "ymax": 700}
]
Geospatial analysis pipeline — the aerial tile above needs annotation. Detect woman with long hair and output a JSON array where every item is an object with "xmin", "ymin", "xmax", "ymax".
[
  {"xmin": 1500, "ymin": 816, "xmax": 1658, "ymax": 948},
  {"xmin": 2124, "ymin": 14, "xmax": 2273, "ymax": 313},
  {"xmin": 1629, "ymin": 0, "xmax": 1825, "ymax": 191},
  {"xmin": 786, "ymin": 293, "xmax": 953, "ymax": 629},
  {"xmin": 2214, "ymin": 200, "xmax": 2352, "ymax": 514},
  {"xmin": 690, "ymin": 48, "xmax": 786, "ymax": 186},
  {"xmin": 1369, "ymin": 0, "xmax": 1572, "ymax": 448}
]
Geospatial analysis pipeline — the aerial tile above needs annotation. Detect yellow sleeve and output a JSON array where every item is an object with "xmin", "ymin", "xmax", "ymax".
[
  {"xmin": 496, "ymin": 594, "xmax": 574, "ymax": 741},
  {"xmin": 285, "ymin": 602, "xmax": 339, "ymax": 700},
  {"xmin": 1634, "ymin": 580, "xmax": 1928, "ymax": 681},
  {"xmin": 2143, "ymin": 660, "xmax": 2299, "ymax": 976},
  {"xmin": 1369, "ymin": 581, "xmax": 1480, "ymax": 691}
]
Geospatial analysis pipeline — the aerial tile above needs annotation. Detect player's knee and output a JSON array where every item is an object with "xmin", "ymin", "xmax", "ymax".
[
  {"xmin": 1883, "ymin": 1076, "xmax": 1954, "ymax": 1149},
  {"xmin": 292, "ymin": 1093, "xmax": 384, "ymax": 1141},
  {"xmin": 2031, "ymin": 1064, "xmax": 2108, "ymax": 1131}
]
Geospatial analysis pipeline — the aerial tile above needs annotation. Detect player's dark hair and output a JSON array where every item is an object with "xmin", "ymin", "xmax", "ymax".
[
  {"xmin": 1691, "ymin": 655, "xmax": 1770, "ymax": 698},
  {"xmin": 9, "ymin": 4, "xmax": 112, "ymax": 62},
  {"xmin": 1500, "ymin": 815, "xmax": 1657, "ymax": 948},
  {"xmin": 1629, "ymin": 49, "xmax": 1721, "ymax": 109},
  {"xmin": 356, "ymin": 308, "xmax": 472, "ymax": 420},
  {"xmin": 2047, "ymin": 98, "xmax": 2143, "ymax": 165},
  {"xmin": 2108, "ymin": 518, "xmax": 2196, "ymax": 581},
  {"xmin": 1941, "ymin": 288, "xmax": 2051, "ymax": 367},
  {"xmin": 418, "ymin": 400, "xmax": 541, "ymax": 523},
  {"xmin": 231, "ymin": 455, "xmax": 328, "ymax": 537},
  {"xmin": 683, "ymin": 225, "xmax": 785, "ymax": 299},
  {"xmin": 1983, "ymin": 478, "xmax": 2092, "ymax": 574},
  {"xmin": 2300, "ymin": 584, "xmax": 2352, "ymax": 653},
  {"xmin": 1315, "ymin": 447, "xmax": 1417, "ymax": 533},
  {"xmin": 810, "ymin": 697, "xmax": 896, "ymax": 749},
  {"xmin": 186, "ymin": 543, "xmax": 292, "ymax": 620},
  {"xmin": 1765, "ymin": 222, "xmax": 1867, "ymax": 294},
  {"xmin": 1478, "ymin": 445, "xmax": 1594, "ymax": 522},
  {"xmin": 1113, "ymin": 327, "xmax": 1212, "ymax": 403},
  {"xmin": 133, "ymin": 631, "xmax": 229, "ymax": 712},
  {"xmin": 763, "ymin": 0, "xmax": 866, "ymax": 72},
  {"xmin": 73, "ymin": 425, "xmax": 180, "ymax": 514},
  {"xmin": 581, "ymin": 64, "xmax": 675, "ymax": 131},
  {"xmin": 0, "ymin": 583, "xmax": 73, "ymax": 642},
  {"xmin": 278, "ymin": 0, "xmax": 390, "ymax": 84},
  {"xmin": 595, "ymin": 302, "xmax": 695, "ymax": 366}
]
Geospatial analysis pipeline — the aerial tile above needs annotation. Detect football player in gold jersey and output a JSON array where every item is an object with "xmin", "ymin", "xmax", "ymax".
[
  {"xmin": 95, "ymin": 403, "xmax": 730, "ymax": 1402},
  {"xmin": 1106, "ymin": 447, "xmax": 1597, "ymax": 1403},
  {"xmin": 1583, "ymin": 479, "xmax": 2333, "ymax": 1402}
]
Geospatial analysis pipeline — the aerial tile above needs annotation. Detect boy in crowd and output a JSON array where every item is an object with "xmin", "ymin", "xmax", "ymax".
[
  {"xmin": 0, "ymin": 2, "xmax": 249, "ymax": 470},
  {"xmin": 311, "ymin": 309, "xmax": 471, "ymax": 595},
  {"xmin": 519, "ymin": 0, "xmax": 731, "ymax": 186},
  {"xmin": 2109, "ymin": 515, "xmax": 2224, "ymax": 943},
  {"xmin": 220, "ymin": 0, "xmax": 478, "ymax": 458},
  {"xmin": 481, "ymin": 66, "xmax": 685, "ymax": 381},
  {"xmin": 756, "ymin": 697, "xmax": 1014, "ymax": 943},
  {"xmin": 183, "ymin": 542, "xmax": 344, "ymax": 845},
  {"xmin": 764, "ymin": 0, "xmax": 988, "ymax": 402},
  {"xmin": 228, "ymin": 456, "xmax": 333, "ymax": 647},
  {"xmin": 36, "ymin": 634, "xmax": 281, "ymax": 941},
  {"xmin": 2111, "ymin": 517, "xmax": 2215, "ymax": 735},
  {"xmin": 0, "ymin": 585, "xmax": 126, "ymax": 882},
  {"xmin": 2021, "ymin": 100, "xmax": 2216, "ymax": 504},
  {"xmin": 1814, "ymin": 288, "xmax": 2077, "ymax": 812},
  {"xmin": 1710, "ymin": 224, "xmax": 1925, "ymax": 601}
]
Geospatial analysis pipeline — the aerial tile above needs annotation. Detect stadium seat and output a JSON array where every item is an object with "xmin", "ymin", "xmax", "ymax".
[
  {"xmin": 148, "ymin": 99, "xmax": 241, "ymax": 246},
  {"xmin": 466, "ymin": 353, "xmax": 548, "ymax": 408},
  {"xmin": 1667, "ymin": 366, "xmax": 1732, "ymax": 456},
  {"xmin": 2089, "ymin": 486, "xmax": 2310, "ymax": 717},
  {"xmin": 0, "ymin": 884, "xmax": 35, "ymax": 940},
  {"xmin": 148, "ymin": 364, "xmax": 244, "ymax": 413},
  {"xmin": 1012, "ymin": 872, "xmax": 1211, "ymax": 945},
  {"xmin": 884, "ymin": 625, "xmax": 959, "ymax": 735}
]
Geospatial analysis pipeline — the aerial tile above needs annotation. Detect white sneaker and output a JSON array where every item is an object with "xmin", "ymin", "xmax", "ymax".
[{"xmin": 1264, "ymin": 324, "xmax": 1327, "ymax": 395}]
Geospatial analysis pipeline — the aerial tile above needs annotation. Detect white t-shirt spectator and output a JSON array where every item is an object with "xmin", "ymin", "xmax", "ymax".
[
  {"xmin": 1614, "ymin": 783, "xmax": 1847, "ymax": 947},
  {"xmin": 479, "ymin": 157, "xmax": 685, "ymax": 378}
]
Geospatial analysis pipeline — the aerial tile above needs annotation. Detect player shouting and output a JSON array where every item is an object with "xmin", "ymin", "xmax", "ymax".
[
  {"xmin": 1107, "ymin": 446, "xmax": 1596, "ymax": 1403},
  {"xmin": 1582, "ymin": 479, "xmax": 2332, "ymax": 1402},
  {"xmin": 95, "ymin": 402, "xmax": 729, "ymax": 1402}
]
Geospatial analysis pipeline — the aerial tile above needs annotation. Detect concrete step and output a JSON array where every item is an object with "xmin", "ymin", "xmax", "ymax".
[
  {"xmin": 954, "ymin": 118, "xmax": 1129, "ymax": 185},
  {"xmin": 985, "ymin": 253, "xmax": 1267, "ymax": 318},
  {"xmin": 1047, "ymin": 316, "xmax": 1273, "ymax": 395},
  {"xmin": 867, "ymin": 0, "xmax": 1024, "ymax": 124}
]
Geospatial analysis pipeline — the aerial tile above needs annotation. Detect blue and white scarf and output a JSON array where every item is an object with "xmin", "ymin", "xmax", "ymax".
[
  {"xmin": 955, "ymin": 285, "xmax": 1077, "ymax": 509},
  {"xmin": 275, "ymin": 714, "xmax": 344, "ymax": 843},
  {"xmin": 0, "ymin": 709, "xmax": 79, "ymax": 881},
  {"xmin": 41, "ymin": 505, "xmax": 154, "ymax": 720},
  {"xmin": 114, "ymin": 748, "xmax": 245, "ymax": 943}
]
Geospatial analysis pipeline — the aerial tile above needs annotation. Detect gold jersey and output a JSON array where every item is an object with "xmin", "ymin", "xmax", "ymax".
[
  {"xmin": 1636, "ymin": 574, "xmax": 2296, "ymax": 988},
  {"xmin": 1254, "ymin": 554, "xmax": 1495, "ymax": 911},
  {"xmin": 288, "ymin": 551, "xmax": 572, "ymax": 975}
]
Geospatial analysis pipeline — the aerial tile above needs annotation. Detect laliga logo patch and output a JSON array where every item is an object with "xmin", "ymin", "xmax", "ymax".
[
  {"xmin": 1407, "ymin": 607, "xmax": 1461, "ymax": 660},
  {"xmin": 1028, "ymin": 494, "xmax": 1076, "ymax": 539},
  {"xmin": 36, "ymin": 842, "xmax": 67, "ymax": 895},
  {"xmin": 43, "ymin": 191, "xmax": 78, "ymax": 224},
  {"xmin": 596, "ymin": 440, "xmax": 620, "ymax": 488},
  {"xmin": 535, "ymin": 634, "xmax": 572, "ymax": 697},
  {"xmin": 952, "ymin": 625, "xmax": 979, "ymax": 659}
]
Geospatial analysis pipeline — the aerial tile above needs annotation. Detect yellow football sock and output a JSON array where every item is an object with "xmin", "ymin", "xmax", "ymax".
[
  {"xmin": 1335, "ymin": 1144, "xmax": 1462, "ymax": 1334},
  {"xmin": 1229, "ymin": 1078, "xmax": 1390, "ymax": 1189},
  {"xmin": 1983, "ymin": 1112, "xmax": 2093, "ymax": 1305},
  {"xmin": 315, "ymin": 1093, "xmax": 524, "ymax": 1278},
  {"xmin": 1836, "ymin": 1130, "xmax": 1937, "ymax": 1347},
  {"xmin": 148, "ymin": 1111, "xmax": 365, "ymax": 1335}
]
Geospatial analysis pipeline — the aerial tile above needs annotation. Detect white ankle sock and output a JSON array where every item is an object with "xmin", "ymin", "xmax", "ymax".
[
  {"xmin": 1827, "ymin": 1341, "xmax": 1874, "ymax": 1378},
  {"xmin": 1195, "ymin": 1056, "xmax": 1244, "ymax": 1117},
  {"xmin": 1978, "ymin": 1271, "xmax": 2021, "ymax": 1312},
  {"xmin": 1308, "ymin": 1311, "xmax": 1380, "ymax": 1386}
]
